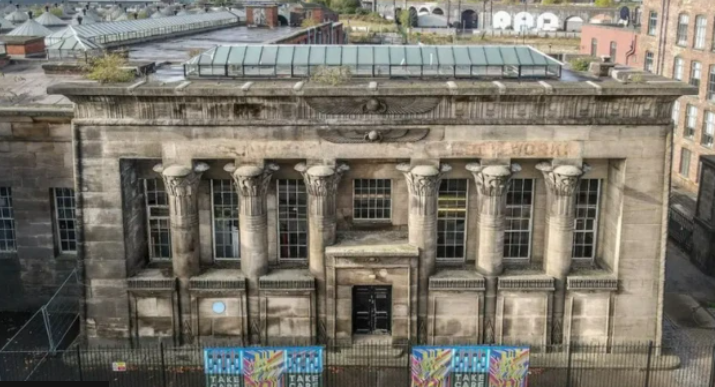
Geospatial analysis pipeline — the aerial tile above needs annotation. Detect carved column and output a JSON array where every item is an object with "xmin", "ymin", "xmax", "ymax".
[
  {"xmin": 397, "ymin": 163, "xmax": 451, "ymax": 340},
  {"xmin": 536, "ymin": 161, "xmax": 588, "ymax": 344},
  {"xmin": 224, "ymin": 162, "xmax": 279, "ymax": 344},
  {"xmin": 295, "ymin": 162, "xmax": 349, "ymax": 341},
  {"xmin": 466, "ymin": 162, "xmax": 519, "ymax": 343},
  {"xmin": 153, "ymin": 162, "xmax": 209, "ymax": 345}
]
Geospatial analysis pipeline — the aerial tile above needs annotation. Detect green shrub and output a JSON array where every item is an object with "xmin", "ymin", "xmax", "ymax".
[
  {"xmin": 541, "ymin": 0, "xmax": 558, "ymax": 5},
  {"xmin": 594, "ymin": 0, "xmax": 614, "ymax": 7},
  {"xmin": 50, "ymin": 8, "xmax": 64, "ymax": 17},
  {"xmin": 310, "ymin": 66, "xmax": 352, "ymax": 86},
  {"xmin": 86, "ymin": 53, "xmax": 136, "ymax": 84},
  {"xmin": 568, "ymin": 57, "xmax": 596, "ymax": 72}
]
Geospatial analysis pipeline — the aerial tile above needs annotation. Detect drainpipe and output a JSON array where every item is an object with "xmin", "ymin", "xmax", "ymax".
[
  {"xmin": 625, "ymin": 34, "xmax": 636, "ymax": 66},
  {"xmin": 657, "ymin": 0, "xmax": 670, "ymax": 75}
]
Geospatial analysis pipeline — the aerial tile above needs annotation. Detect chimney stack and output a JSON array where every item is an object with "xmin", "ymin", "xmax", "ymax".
[
  {"xmin": 28, "ymin": 10, "xmax": 33, "ymax": 19},
  {"xmin": 77, "ymin": 15, "xmax": 82, "ymax": 24}
]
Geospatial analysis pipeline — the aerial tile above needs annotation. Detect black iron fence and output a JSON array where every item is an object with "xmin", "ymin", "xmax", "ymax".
[{"xmin": 2, "ymin": 341, "xmax": 715, "ymax": 387}]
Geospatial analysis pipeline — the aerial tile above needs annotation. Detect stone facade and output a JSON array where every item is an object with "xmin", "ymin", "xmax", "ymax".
[
  {"xmin": 36, "ymin": 73, "xmax": 695, "ymax": 347},
  {"xmin": 638, "ymin": 0, "xmax": 715, "ymax": 193},
  {"xmin": 0, "ymin": 107, "xmax": 75, "ymax": 311}
]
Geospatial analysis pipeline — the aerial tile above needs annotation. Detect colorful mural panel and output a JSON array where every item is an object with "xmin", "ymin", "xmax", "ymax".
[
  {"xmin": 411, "ymin": 346, "xmax": 529, "ymax": 387},
  {"xmin": 204, "ymin": 346, "xmax": 323, "ymax": 387}
]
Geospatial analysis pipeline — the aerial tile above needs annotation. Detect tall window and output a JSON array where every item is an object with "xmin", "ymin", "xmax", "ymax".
[
  {"xmin": 708, "ymin": 65, "xmax": 715, "ymax": 101},
  {"xmin": 679, "ymin": 148, "xmax": 692, "ymax": 176},
  {"xmin": 572, "ymin": 179, "xmax": 600, "ymax": 260},
  {"xmin": 647, "ymin": 11, "xmax": 657, "ymax": 36},
  {"xmin": 0, "ymin": 187, "xmax": 15, "ymax": 252},
  {"xmin": 353, "ymin": 179, "xmax": 392, "ymax": 220},
  {"xmin": 703, "ymin": 111, "xmax": 715, "ymax": 148},
  {"xmin": 644, "ymin": 51, "xmax": 654, "ymax": 73},
  {"xmin": 673, "ymin": 57, "xmax": 684, "ymax": 81},
  {"xmin": 686, "ymin": 104, "xmax": 698, "ymax": 139},
  {"xmin": 590, "ymin": 38, "xmax": 598, "ymax": 57},
  {"xmin": 437, "ymin": 179, "xmax": 467, "ymax": 262},
  {"xmin": 212, "ymin": 180, "xmax": 239, "ymax": 260},
  {"xmin": 277, "ymin": 179, "xmax": 307, "ymax": 261},
  {"xmin": 53, "ymin": 188, "xmax": 77, "ymax": 253},
  {"xmin": 609, "ymin": 41, "xmax": 617, "ymax": 61},
  {"xmin": 144, "ymin": 179, "xmax": 171, "ymax": 260},
  {"xmin": 505, "ymin": 179, "xmax": 534, "ymax": 260},
  {"xmin": 694, "ymin": 15, "xmax": 707, "ymax": 49},
  {"xmin": 677, "ymin": 13, "xmax": 689, "ymax": 46},
  {"xmin": 672, "ymin": 100, "xmax": 681, "ymax": 125},
  {"xmin": 690, "ymin": 61, "xmax": 702, "ymax": 88}
]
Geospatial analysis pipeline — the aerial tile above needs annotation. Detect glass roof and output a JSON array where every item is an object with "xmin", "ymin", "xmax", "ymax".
[
  {"xmin": 185, "ymin": 44, "xmax": 562, "ymax": 79},
  {"xmin": 45, "ymin": 11, "xmax": 239, "ymax": 44}
]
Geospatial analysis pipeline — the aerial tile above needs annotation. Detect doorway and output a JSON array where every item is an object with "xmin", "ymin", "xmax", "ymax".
[{"xmin": 352, "ymin": 286, "xmax": 392, "ymax": 335}]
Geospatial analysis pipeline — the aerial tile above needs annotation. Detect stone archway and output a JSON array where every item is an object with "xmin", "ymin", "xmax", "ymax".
[
  {"xmin": 431, "ymin": 7, "xmax": 443, "ymax": 15},
  {"xmin": 461, "ymin": 9, "xmax": 477, "ymax": 29},
  {"xmin": 277, "ymin": 15, "xmax": 288, "ymax": 26},
  {"xmin": 564, "ymin": 16, "xmax": 583, "ymax": 32}
]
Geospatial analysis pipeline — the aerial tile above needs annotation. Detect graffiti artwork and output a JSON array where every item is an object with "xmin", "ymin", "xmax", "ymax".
[
  {"xmin": 411, "ymin": 346, "xmax": 529, "ymax": 387},
  {"xmin": 204, "ymin": 347, "xmax": 323, "ymax": 387}
]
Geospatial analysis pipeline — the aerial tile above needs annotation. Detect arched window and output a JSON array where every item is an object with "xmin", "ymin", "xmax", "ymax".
[
  {"xmin": 591, "ymin": 38, "xmax": 598, "ymax": 57},
  {"xmin": 694, "ymin": 15, "xmax": 707, "ymax": 49},
  {"xmin": 677, "ymin": 13, "xmax": 689, "ymax": 46}
]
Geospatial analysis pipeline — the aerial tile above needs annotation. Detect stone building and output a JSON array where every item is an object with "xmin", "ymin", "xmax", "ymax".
[
  {"xmin": 8, "ymin": 44, "xmax": 689, "ymax": 347},
  {"xmin": 638, "ymin": 0, "xmax": 715, "ymax": 193}
]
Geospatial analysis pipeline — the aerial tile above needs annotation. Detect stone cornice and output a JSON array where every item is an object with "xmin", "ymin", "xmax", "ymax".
[
  {"xmin": 429, "ymin": 277, "xmax": 486, "ymax": 291},
  {"xmin": 189, "ymin": 278, "xmax": 246, "ymax": 291},
  {"xmin": 127, "ymin": 278, "xmax": 175, "ymax": 291},
  {"xmin": 258, "ymin": 278, "xmax": 315, "ymax": 291},
  {"xmin": 567, "ymin": 276, "xmax": 618, "ymax": 291},
  {"xmin": 498, "ymin": 275, "xmax": 555, "ymax": 291}
]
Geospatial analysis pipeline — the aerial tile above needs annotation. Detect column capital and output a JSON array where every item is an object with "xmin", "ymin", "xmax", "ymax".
[
  {"xmin": 397, "ymin": 163, "xmax": 451, "ymax": 216},
  {"xmin": 536, "ymin": 161, "xmax": 590, "ymax": 197},
  {"xmin": 153, "ymin": 162, "xmax": 209, "ymax": 198},
  {"xmin": 295, "ymin": 162, "xmax": 349, "ymax": 217},
  {"xmin": 466, "ymin": 162, "xmax": 521, "ymax": 197},
  {"xmin": 225, "ymin": 163, "xmax": 279, "ymax": 216}
]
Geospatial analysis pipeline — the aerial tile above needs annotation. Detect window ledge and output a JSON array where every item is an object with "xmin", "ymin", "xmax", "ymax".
[
  {"xmin": 55, "ymin": 253, "xmax": 78, "ymax": 261},
  {"xmin": 352, "ymin": 219, "xmax": 393, "ymax": 224},
  {"xmin": 0, "ymin": 252, "xmax": 18, "ymax": 260}
]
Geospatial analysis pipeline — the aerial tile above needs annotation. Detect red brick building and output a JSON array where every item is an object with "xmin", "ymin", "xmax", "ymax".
[
  {"xmin": 580, "ymin": 24, "xmax": 639, "ymax": 66},
  {"xmin": 638, "ymin": 0, "xmax": 715, "ymax": 193},
  {"xmin": 0, "ymin": 36, "xmax": 45, "ymax": 58}
]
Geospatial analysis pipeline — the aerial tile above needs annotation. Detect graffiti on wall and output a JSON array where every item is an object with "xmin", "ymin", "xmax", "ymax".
[{"xmin": 411, "ymin": 346, "xmax": 529, "ymax": 387}]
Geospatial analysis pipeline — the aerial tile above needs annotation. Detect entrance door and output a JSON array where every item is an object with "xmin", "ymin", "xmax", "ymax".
[{"xmin": 352, "ymin": 286, "xmax": 392, "ymax": 335}]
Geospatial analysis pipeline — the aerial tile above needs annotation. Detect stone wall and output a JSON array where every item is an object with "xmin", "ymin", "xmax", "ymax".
[
  {"xmin": 48, "ymin": 79, "xmax": 691, "ymax": 345},
  {"xmin": 0, "ymin": 109, "xmax": 74, "ymax": 311}
]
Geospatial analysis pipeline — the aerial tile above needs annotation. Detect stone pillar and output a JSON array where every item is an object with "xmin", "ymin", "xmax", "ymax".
[
  {"xmin": 153, "ymin": 162, "xmax": 209, "ymax": 345},
  {"xmin": 295, "ymin": 162, "xmax": 349, "ymax": 341},
  {"xmin": 397, "ymin": 163, "xmax": 451, "ymax": 340},
  {"xmin": 224, "ymin": 162, "xmax": 279, "ymax": 343},
  {"xmin": 466, "ymin": 162, "xmax": 520, "ymax": 343},
  {"xmin": 536, "ymin": 161, "xmax": 588, "ymax": 344}
]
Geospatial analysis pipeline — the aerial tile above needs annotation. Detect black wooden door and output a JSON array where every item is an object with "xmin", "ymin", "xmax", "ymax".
[{"xmin": 352, "ymin": 286, "xmax": 392, "ymax": 335}]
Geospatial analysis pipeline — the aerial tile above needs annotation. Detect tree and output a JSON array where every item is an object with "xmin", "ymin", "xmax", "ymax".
[
  {"xmin": 594, "ymin": 0, "xmax": 614, "ymax": 7},
  {"xmin": 301, "ymin": 17, "xmax": 320, "ymax": 28}
]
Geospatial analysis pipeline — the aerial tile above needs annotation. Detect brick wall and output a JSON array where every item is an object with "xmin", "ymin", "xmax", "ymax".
[
  {"xmin": 580, "ymin": 24, "xmax": 638, "ymax": 66},
  {"xmin": 269, "ymin": 22, "xmax": 344, "ymax": 45},
  {"xmin": 638, "ymin": 0, "xmax": 715, "ymax": 193},
  {"xmin": 246, "ymin": 5, "xmax": 279, "ymax": 28},
  {"xmin": 5, "ymin": 39, "xmax": 45, "ymax": 57}
]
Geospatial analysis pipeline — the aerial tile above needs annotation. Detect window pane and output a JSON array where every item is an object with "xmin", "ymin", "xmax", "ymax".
[
  {"xmin": 680, "ymin": 148, "xmax": 692, "ymax": 176},
  {"xmin": 505, "ymin": 179, "xmax": 534, "ymax": 260},
  {"xmin": 278, "ymin": 179, "xmax": 307, "ymax": 261},
  {"xmin": 353, "ymin": 179, "xmax": 392, "ymax": 220},
  {"xmin": 144, "ymin": 179, "xmax": 171, "ymax": 260},
  {"xmin": 677, "ymin": 14, "xmax": 689, "ymax": 46},
  {"xmin": 437, "ymin": 179, "xmax": 467, "ymax": 262},
  {"xmin": 53, "ymin": 188, "xmax": 77, "ymax": 253},
  {"xmin": 212, "ymin": 180, "xmax": 240, "ymax": 260},
  {"xmin": 0, "ymin": 187, "xmax": 15, "ymax": 252},
  {"xmin": 572, "ymin": 179, "xmax": 600, "ymax": 259}
]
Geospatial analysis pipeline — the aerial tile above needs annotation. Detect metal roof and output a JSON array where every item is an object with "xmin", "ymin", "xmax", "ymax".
[
  {"xmin": 184, "ymin": 44, "xmax": 562, "ymax": 79},
  {"xmin": 7, "ymin": 18, "xmax": 52, "ymax": 36},
  {"xmin": 46, "ymin": 33, "xmax": 102, "ymax": 51},
  {"xmin": 35, "ymin": 12, "xmax": 66, "ymax": 26},
  {"xmin": 46, "ymin": 11, "xmax": 239, "ymax": 45}
]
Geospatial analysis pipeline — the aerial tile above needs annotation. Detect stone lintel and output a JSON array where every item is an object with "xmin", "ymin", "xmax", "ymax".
[
  {"xmin": 259, "ymin": 269, "xmax": 315, "ymax": 291},
  {"xmin": 429, "ymin": 269, "xmax": 485, "ymax": 291},
  {"xmin": 126, "ymin": 268, "xmax": 174, "ymax": 291},
  {"xmin": 498, "ymin": 275, "xmax": 555, "ymax": 291},
  {"xmin": 189, "ymin": 269, "xmax": 246, "ymax": 291},
  {"xmin": 325, "ymin": 243, "xmax": 420, "ymax": 258},
  {"xmin": 567, "ymin": 276, "xmax": 618, "ymax": 291}
]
